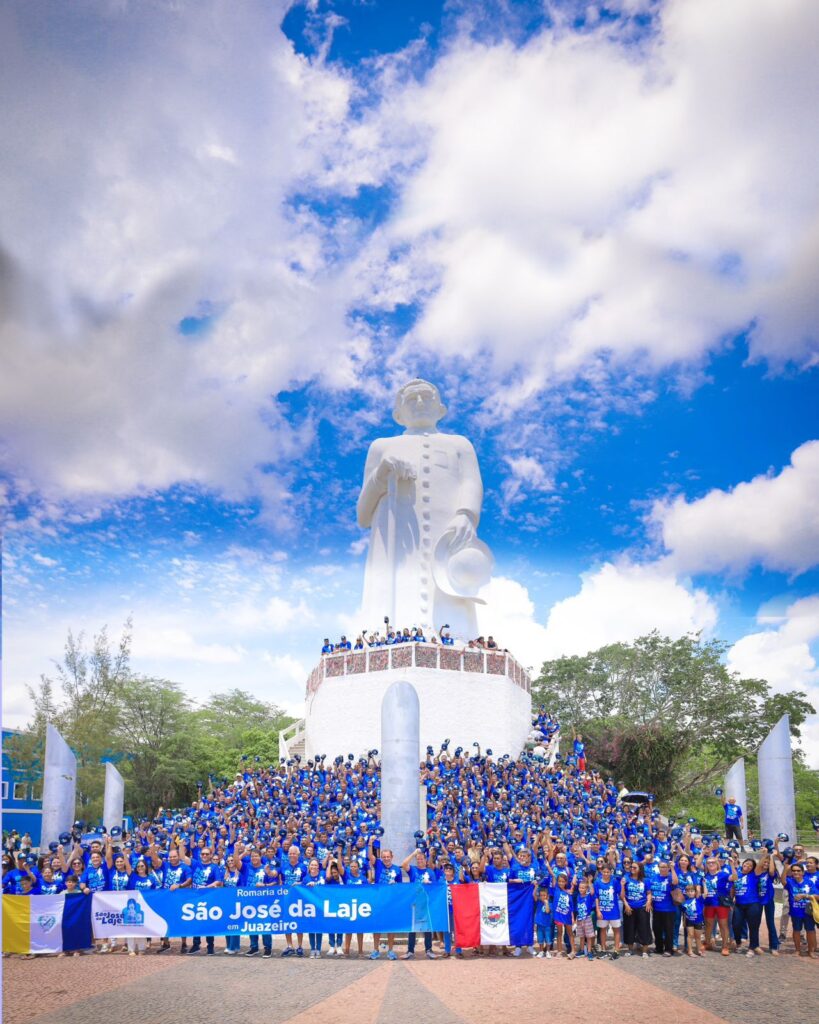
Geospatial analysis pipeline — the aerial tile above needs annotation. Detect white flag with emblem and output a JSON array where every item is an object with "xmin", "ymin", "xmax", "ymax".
[{"xmin": 477, "ymin": 882, "xmax": 511, "ymax": 945}]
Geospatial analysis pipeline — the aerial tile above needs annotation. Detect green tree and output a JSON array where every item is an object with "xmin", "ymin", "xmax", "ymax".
[{"xmin": 532, "ymin": 631, "xmax": 815, "ymax": 800}]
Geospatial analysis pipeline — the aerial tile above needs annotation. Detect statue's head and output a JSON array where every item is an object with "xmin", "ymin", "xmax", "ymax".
[{"xmin": 393, "ymin": 379, "xmax": 447, "ymax": 429}]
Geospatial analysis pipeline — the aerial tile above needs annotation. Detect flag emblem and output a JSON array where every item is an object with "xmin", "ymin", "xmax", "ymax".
[
  {"xmin": 37, "ymin": 915, "xmax": 57, "ymax": 932},
  {"xmin": 482, "ymin": 903, "xmax": 505, "ymax": 927}
]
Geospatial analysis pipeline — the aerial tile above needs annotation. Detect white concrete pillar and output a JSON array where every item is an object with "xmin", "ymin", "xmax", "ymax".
[
  {"xmin": 103, "ymin": 761, "xmax": 125, "ymax": 834},
  {"xmin": 380, "ymin": 680, "xmax": 421, "ymax": 864},
  {"xmin": 758, "ymin": 714, "xmax": 796, "ymax": 842},
  {"xmin": 40, "ymin": 724, "xmax": 77, "ymax": 848}
]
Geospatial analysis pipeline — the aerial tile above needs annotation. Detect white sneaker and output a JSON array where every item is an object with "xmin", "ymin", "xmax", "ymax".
[
  {"xmin": 512, "ymin": 947, "xmax": 522, "ymax": 957},
  {"xmin": 535, "ymin": 951, "xmax": 544, "ymax": 958},
  {"xmin": 527, "ymin": 946, "xmax": 537, "ymax": 956},
  {"xmin": 336, "ymin": 949, "xmax": 345, "ymax": 957},
  {"xmin": 545, "ymin": 951, "xmax": 552, "ymax": 959}
]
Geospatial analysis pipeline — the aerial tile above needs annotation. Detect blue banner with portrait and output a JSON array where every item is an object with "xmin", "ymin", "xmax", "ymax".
[{"xmin": 91, "ymin": 883, "xmax": 448, "ymax": 938}]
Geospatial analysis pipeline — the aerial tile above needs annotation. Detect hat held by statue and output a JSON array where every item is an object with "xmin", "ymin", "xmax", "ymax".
[{"xmin": 433, "ymin": 531, "xmax": 493, "ymax": 601}]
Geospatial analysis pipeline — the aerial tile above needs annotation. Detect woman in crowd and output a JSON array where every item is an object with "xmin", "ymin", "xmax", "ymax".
[
  {"xmin": 222, "ymin": 854, "xmax": 242, "ymax": 956},
  {"xmin": 649, "ymin": 860, "xmax": 678, "ymax": 956},
  {"xmin": 622, "ymin": 862, "xmax": 652, "ymax": 958},
  {"xmin": 732, "ymin": 857, "xmax": 762, "ymax": 956}
]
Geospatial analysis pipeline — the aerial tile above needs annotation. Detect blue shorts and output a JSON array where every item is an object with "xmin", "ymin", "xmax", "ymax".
[
  {"xmin": 536, "ymin": 923, "xmax": 552, "ymax": 944},
  {"xmin": 792, "ymin": 915, "xmax": 815, "ymax": 933}
]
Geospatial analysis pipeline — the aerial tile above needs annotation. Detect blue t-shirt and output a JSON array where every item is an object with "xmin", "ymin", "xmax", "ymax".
[
  {"xmin": 129, "ymin": 873, "xmax": 159, "ymax": 891},
  {"xmin": 575, "ymin": 891, "xmax": 595, "ymax": 920},
  {"xmin": 191, "ymin": 863, "xmax": 220, "ymax": 888},
  {"xmin": 280, "ymin": 860, "xmax": 309, "ymax": 886},
  {"xmin": 108, "ymin": 868, "xmax": 131, "ymax": 891},
  {"xmin": 623, "ymin": 878, "xmax": 648, "ymax": 909},
  {"xmin": 534, "ymin": 900, "xmax": 552, "ymax": 924},
  {"xmin": 241, "ymin": 862, "xmax": 276, "ymax": 888},
  {"xmin": 594, "ymin": 879, "xmax": 620, "ymax": 919},
  {"xmin": 702, "ymin": 871, "xmax": 731, "ymax": 907},
  {"xmin": 509, "ymin": 858, "xmax": 538, "ymax": 883},
  {"xmin": 724, "ymin": 803, "xmax": 742, "ymax": 825},
  {"xmin": 733, "ymin": 870, "xmax": 759, "ymax": 905},
  {"xmin": 785, "ymin": 877, "xmax": 813, "ymax": 918},
  {"xmin": 34, "ymin": 878, "xmax": 65, "ymax": 895},
  {"xmin": 682, "ymin": 895, "xmax": 704, "ymax": 923},
  {"xmin": 408, "ymin": 865, "xmax": 439, "ymax": 885},
  {"xmin": 373, "ymin": 861, "xmax": 402, "ymax": 885},
  {"xmin": 485, "ymin": 865, "xmax": 510, "ymax": 883},
  {"xmin": 80, "ymin": 864, "xmax": 109, "ymax": 892},
  {"xmin": 756, "ymin": 869, "xmax": 776, "ymax": 905},
  {"xmin": 157, "ymin": 861, "xmax": 191, "ymax": 889},
  {"xmin": 552, "ymin": 887, "xmax": 574, "ymax": 922},
  {"xmin": 649, "ymin": 874, "xmax": 674, "ymax": 912}
]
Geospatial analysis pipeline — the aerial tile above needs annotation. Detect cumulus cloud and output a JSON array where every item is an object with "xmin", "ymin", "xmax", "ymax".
[
  {"xmin": 727, "ymin": 596, "xmax": 819, "ymax": 693},
  {"xmin": 652, "ymin": 440, "xmax": 819, "ymax": 576},
  {"xmin": 477, "ymin": 576, "xmax": 551, "ymax": 672},
  {"xmin": 351, "ymin": 0, "xmax": 819, "ymax": 407},
  {"xmin": 727, "ymin": 595, "xmax": 819, "ymax": 767},
  {"xmin": 0, "ymin": 0, "xmax": 363, "ymax": 511},
  {"xmin": 540, "ymin": 559, "xmax": 718, "ymax": 657}
]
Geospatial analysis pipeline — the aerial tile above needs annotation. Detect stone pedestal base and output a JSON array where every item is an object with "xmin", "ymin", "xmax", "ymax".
[{"xmin": 303, "ymin": 645, "xmax": 532, "ymax": 759}]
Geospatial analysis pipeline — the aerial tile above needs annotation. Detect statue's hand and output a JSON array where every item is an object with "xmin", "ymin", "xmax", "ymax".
[
  {"xmin": 376, "ymin": 456, "xmax": 416, "ymax": 485},
  {"xmin": 447, "ymin": 512, "xmax": 476, "ymax": 553}
]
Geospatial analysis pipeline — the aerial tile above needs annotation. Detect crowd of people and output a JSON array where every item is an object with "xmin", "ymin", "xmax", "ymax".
[
  {"xmin": 321, "ymin": 626, "xmax": 503, "ymax": 655},
  {"xmin": 4, "ymin": 709, "xmax": 818, "ymax": 961}
]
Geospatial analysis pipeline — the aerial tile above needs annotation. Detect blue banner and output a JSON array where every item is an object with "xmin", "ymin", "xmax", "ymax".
[{"xmin": 91, "ymin": 883, "xmax": 449, "ymax": 938}]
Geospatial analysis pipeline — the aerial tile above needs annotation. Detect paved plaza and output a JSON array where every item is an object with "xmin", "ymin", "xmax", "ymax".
[{"xmin": 4, "ymin": 944, "xmax": 817, "ymax": 1024}]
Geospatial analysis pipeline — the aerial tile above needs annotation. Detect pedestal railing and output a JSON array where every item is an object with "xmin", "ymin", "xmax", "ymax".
[{"xmin": 305, "ymin": 643, "xmax": 532, "ymax": 702}]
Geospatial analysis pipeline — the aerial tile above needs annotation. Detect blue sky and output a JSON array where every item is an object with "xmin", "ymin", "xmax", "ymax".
[{"xmin": 1, "ymin": 0, "xmax": 818, "ymax": 762}]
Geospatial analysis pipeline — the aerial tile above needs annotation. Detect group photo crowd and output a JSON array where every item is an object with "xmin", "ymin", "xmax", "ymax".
[{"xmin": 4, "ymin": 712, "xmax": 819, "ymax": 964}]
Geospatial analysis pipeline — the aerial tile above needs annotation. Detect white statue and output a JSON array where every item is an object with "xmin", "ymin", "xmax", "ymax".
[{"xmin": 356, "ymin": 379, "xmax": 493, "ymax": 640}]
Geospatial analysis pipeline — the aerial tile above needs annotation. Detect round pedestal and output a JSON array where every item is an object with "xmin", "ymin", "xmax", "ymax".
[{"xmin": 303, "ymin": 646, "xmax": 532, "ymax": 759}]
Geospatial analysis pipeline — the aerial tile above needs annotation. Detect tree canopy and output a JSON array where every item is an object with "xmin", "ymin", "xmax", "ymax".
[
  {"xmin": 532, "ymin": 631, "xmax": 815, "ymax": 802},
  {"xmin": 5, "ymin": 622, "xmax": 294, "ymax": 821}
]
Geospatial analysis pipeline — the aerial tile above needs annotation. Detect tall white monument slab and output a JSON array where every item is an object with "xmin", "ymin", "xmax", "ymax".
[
  {"xmin": 40, "ymin": 724, "xmax": 77, "ymax": 848},
  {"xmin": 380, "ymin": 681, "xmax": 422, "ymax": 864},
  {"xmin": 724, "ymin": 757, "xmax": 748, "ymax": 841},
  {"xmin": 357, "ymin": 379, "xmax": 493, "ymax": 641},
  {"xmin": 758, "ymin": 714, "xmax": 796, "ymax": 842},
  {"xmin": 103, "ymin": 760, "xmax": 125, "ymax": 834}
]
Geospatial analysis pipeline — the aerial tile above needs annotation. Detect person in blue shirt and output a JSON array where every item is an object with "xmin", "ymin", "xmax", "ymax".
[
  {"xmin": 573, "ymin": 733, "xmax": 586, "ymax": 771},
  {"xmin": 279, "ymin": 845, "xmax": 308, "ymax": 958},
  {"xmin": 732, "ymin": 858, "xmax": 762, "ymax": 956},
  {"xmin": 701, "ymin": 856, "xmax": 736, "ymax": 955},
  {"xmin": 621, "ymin": 862, "xmax": 652, "ymax": 957},
  {"xmin": 782, "ymin": 862, "xmax": 817, "ymax": 958},
  {"xmin": 594, "ymin": 865, "xmax": 622, "ymax": 958},
  {"xmin": 32, "ymin": 864, "xmax": 65, "ymax": 896},
  {"xmin": 336, "ymin": 635, "xmax": 352, "ymax": 651},
  {"xmin": 304, "ymin": 857, "xmax": 327, "ymax": 958},
  {"xmin": 239, "ymin": 848, "xmax": 278, "ymax": 957},
  {"xmin": 321, "ymin": 639, "xmax": 334, "ymax": 655},
  {"xmin": 221, "ymin": 854, "xmax": 242, "ymax": 955},
  {"xmin": 150, "ymin": 845, "xmax": 192, "ymax": 953},
  {"xmin": 369, "ymin": 844, "xmax": 402, "ymax": 960},
  {"xmin": 649, "ymin": 861, "xmax": 678, "ymax": 956},
  {"xmin": 399, "ymin": 850, "xmax": 439, "ymax": 960},
  {"xmin": 721, "ymin": 795, "xmax": 744, "ymax": 849},
  {"xmin": 182, "ymin": 845, "xmax": 222, "ymax": 955},
  {"xmin": 341, "ymin": 857, "xmax": 368, "ymax": 958},
  {"xmin": 575, "ymin": 878, "xmax": 596, "ymax": 960},
  {"xmin": 680, "ymin": 883, "xmax": 704, "ymax": 956},
  {"xmin": 533, "ymin": 886, "xmax": 553, "ymax": 958},
  {"xmin": 754, "ymin": 851, "xmax": 779, "ymax": 956},
  {"xmin": 550, "ymin": 872, "xmax": 576, "ymax": 959}
]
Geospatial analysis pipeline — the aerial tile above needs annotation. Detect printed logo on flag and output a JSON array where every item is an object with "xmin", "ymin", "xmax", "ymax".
[
  {"xmin": 123, "ymin": 900, "xmax": 145, "ymax": 926},
  {"xmin": 37, "ymin": 915, "xmax": 57, "ymax": 932},
  {"xmin": 482, "ymin": 902, "xmax": 506, "ymax": 927}
]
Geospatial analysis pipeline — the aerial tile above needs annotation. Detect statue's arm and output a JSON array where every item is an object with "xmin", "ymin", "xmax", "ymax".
[
  {"xmin": 455, "ymin": 439, "xmax": 483, "ymax": 526},
  {"xmin": 356, "ymin": 441, "xmax": 387, "ymax": 529}
]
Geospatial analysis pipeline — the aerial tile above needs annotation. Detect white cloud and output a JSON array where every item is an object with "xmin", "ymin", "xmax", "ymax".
[
  {"xmin": 477, "ymin": 576, "xmax": 550, "ymax": 672},
  {"xmin": 727, "ymin": 596, "xmax": 819, "ymax": 693},
  {"xmin": 133, "ymin": 626, "xmax": 243, "ymax": 665},
  {"xmin": 350, "ymin": 0, "xmax": 819, "ymax": 407},
  {"xmin": 0, "ymin": 0, "xmax": 362, "ymax": 510},
  {"xmin": 652, "ymin": 440, "xmax": 819, "ymax": 576},
  {"xmin": 727, "ymin": 595, "xmax": 819, "ymax": 767},
  {"xmin": 540, "ymin": 558, "xmax": 719, "ymax": 657}
]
